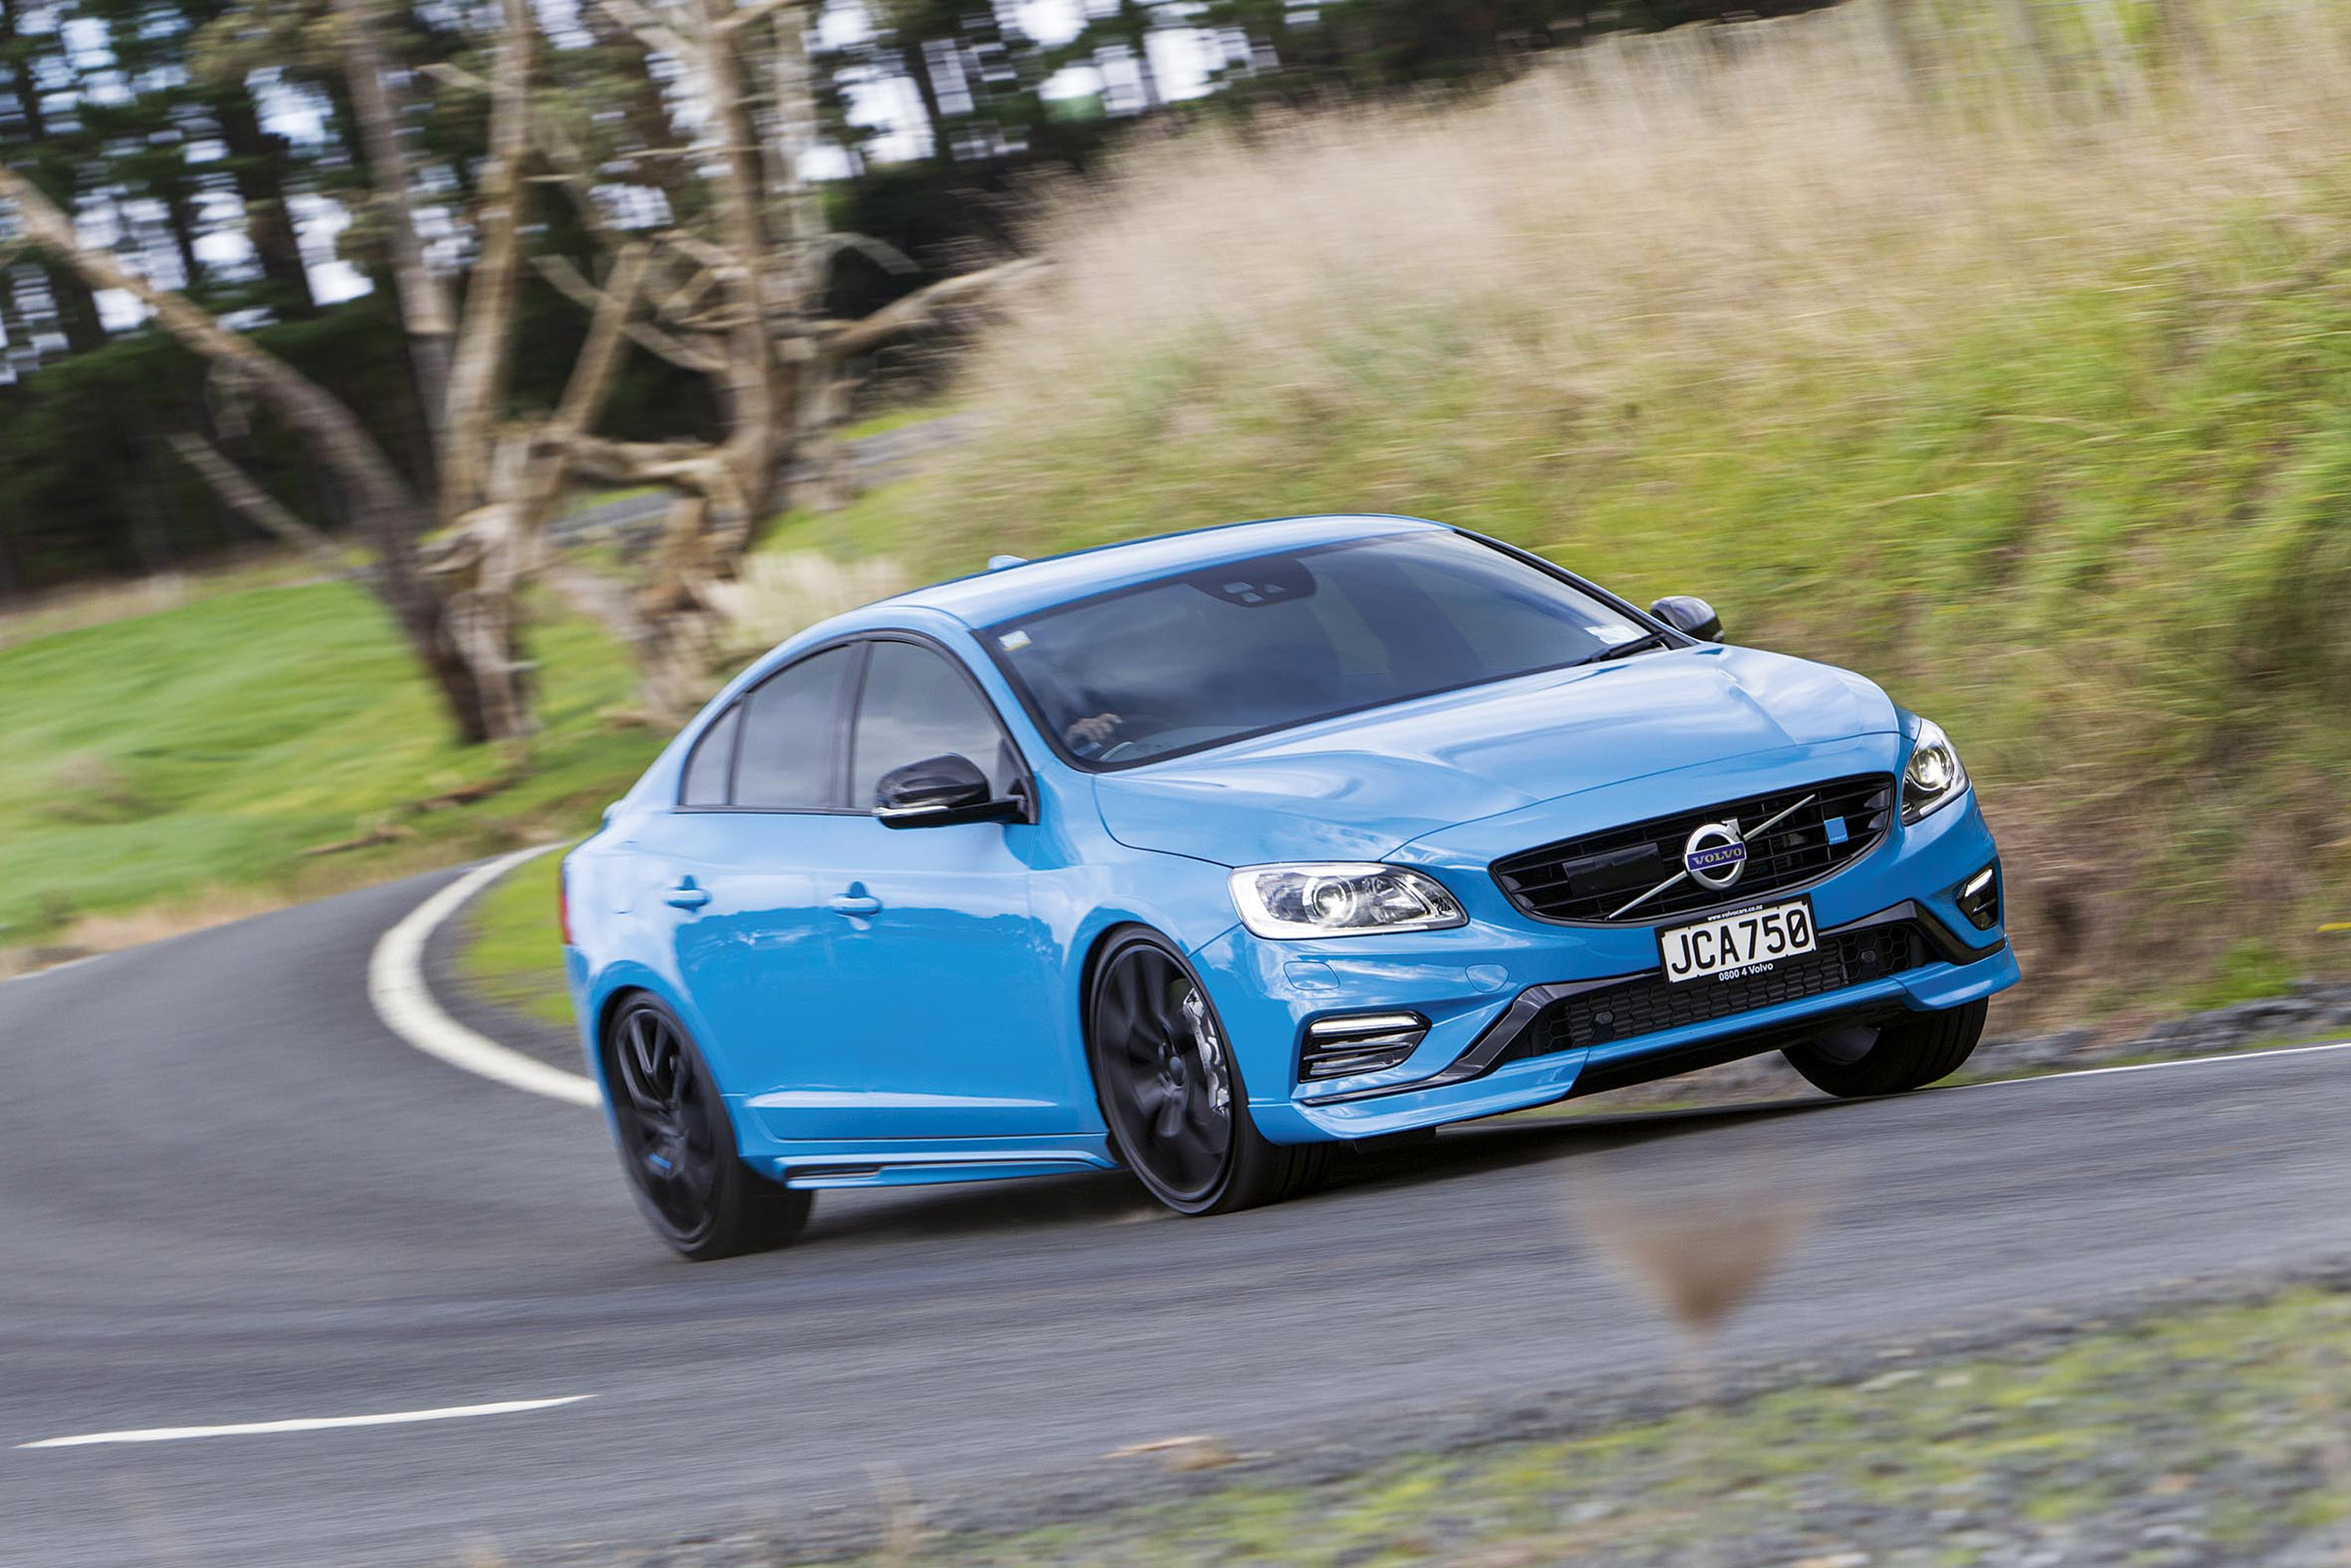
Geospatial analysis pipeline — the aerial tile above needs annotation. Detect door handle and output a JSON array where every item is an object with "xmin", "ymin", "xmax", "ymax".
[
  {"xmin": 828, "ymin": 892, "xmax": 883, "ymax": 918},
  {"xmin": 666, "ymin": 878, "xmax": 712, "ymax": 910}
]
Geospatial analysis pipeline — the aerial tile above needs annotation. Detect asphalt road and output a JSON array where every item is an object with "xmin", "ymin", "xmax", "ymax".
[{"xmin": 6, "ymin": 865, "xmax": 2351, "ymax": 1568}]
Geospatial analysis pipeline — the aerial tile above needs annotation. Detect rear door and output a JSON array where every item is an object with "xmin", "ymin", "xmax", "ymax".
[{"xmin": 653, "ymin": 644, "xmax": 856, "ymax": 1127}]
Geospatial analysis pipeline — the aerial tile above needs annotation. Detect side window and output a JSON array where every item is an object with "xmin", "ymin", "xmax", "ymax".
[
  {"xmin": 734, "ymin": 645, "xmax": 853, "ymax": 810},
  {"xmin": 849, "ymin": 640, "xmax": 1018, "ymax": 810},
  {"xmin": 678, "ymin": 705, "xmax": 741, "ymax": 807}
]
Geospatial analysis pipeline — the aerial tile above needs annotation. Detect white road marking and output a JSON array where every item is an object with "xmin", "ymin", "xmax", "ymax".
[
  {"xmin": 367, "ymin": 847, "xmax": 2346, "ymax": 1119},
  {"xmin": 1951, "ymin": 1036, "xmax": 2351, "ymax": 1092},
  {"xmin": 20, "ymin": 1396, "xmax": 593, "ymax": 1449},
  {"xmin": 366, "ymin": 844, "xmax": 600, "ymax": 1107}
]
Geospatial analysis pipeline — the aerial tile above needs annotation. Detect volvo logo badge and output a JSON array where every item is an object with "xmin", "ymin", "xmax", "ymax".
[{"xmin": 1682, "ymin": 821, "xmax": 1748, "ymax": 890}]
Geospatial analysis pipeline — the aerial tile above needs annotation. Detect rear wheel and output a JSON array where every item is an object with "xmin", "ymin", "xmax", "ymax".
[
  {"xmin": 1087, "ymin": 931, "xmax": 1327, "ymax": 1215},
  {"xmin": 604, "ymin": 996, "xmax": 811, "ymax": 1261},
  {"xmin": 1782, "ymin": 999, "xmax": 1988, "ymax": 1098}
]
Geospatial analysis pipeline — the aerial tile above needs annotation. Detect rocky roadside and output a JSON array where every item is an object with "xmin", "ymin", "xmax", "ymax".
[{"xmin": 1579, "ymin": 979, "xmax": 2351, "ymax": 1114}]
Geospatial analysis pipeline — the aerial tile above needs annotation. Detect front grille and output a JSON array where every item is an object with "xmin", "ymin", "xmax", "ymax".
[
  {"xmin": 1495, "ymin": 922, "xmax": 1930, "ymax": 1066},
  {"xmin": 1492, "ymin": 774, "xmax": 1895, "ymax": 924}
]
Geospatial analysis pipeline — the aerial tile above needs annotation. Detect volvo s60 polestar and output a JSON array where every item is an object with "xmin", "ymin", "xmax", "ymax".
[{"xmin": 562, "ymin": 515, "xmax": 2017, "ymax": 1257}]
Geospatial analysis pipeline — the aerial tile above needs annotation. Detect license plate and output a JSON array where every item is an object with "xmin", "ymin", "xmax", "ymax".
[{"xmin": 1659, "ymin": 898, "xmax": 1816, "ymax": 984}]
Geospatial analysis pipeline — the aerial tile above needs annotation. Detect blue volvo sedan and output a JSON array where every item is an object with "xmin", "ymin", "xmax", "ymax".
[{"xmin": 564, "ymin": 515, "xmax": 2017, "ymax": 1257}]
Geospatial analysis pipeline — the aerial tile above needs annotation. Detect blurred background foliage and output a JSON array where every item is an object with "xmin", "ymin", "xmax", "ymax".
[{"xmin": 0, "ymin": 0, "xmax": 1829, "ymax": 592}]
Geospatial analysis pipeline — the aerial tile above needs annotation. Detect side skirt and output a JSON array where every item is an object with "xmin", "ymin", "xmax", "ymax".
[{"xmin": 758, "ymin": 1133, "xmax": 1120, "ymax": 1190}]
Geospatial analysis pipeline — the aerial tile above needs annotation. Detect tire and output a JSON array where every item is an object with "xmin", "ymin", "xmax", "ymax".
[
  {"xmin": 1086, "ymin": 930, "xmax": 1328, "ymax": 1216},
  {"xmin": 1781, "ymin": 999, "xmax": 1988, "ymax": 1098},
  {"xmin": 603, "ymin": 994, "xmax": 812, "ymax": 1261}
]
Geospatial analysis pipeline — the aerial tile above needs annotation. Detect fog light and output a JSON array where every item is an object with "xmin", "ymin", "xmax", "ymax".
[
  {"xmin": 1957, "ymin": 864, "xmax": 2001, "ymax": 931},
  {"xmin": 1300, "ymin": 1011, "xmax": 1429, "ymax": 1080}
]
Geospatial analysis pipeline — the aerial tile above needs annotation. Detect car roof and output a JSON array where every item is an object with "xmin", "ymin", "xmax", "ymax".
[{"xmin": 881, "ymin": 513, "xmax": 1446, "ymax": 626}]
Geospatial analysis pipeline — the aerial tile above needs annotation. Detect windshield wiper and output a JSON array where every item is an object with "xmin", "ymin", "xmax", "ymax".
[{"xmin": 1576, "ymin": 629, "xmax": 1673, "ymax": 666}]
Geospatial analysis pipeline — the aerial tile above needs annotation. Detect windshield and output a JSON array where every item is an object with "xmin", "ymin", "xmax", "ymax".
[{"xmin": 982, "ymin": 531, "xmax": 1663, "ymax": 768}]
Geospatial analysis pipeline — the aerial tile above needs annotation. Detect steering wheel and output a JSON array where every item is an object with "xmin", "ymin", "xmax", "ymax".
[{"xmin": 1082, "ymin": 712, "xmax": 1175, "ymax": 762}]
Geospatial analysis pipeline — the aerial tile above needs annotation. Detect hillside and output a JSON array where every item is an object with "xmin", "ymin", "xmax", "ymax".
[{"xmin": 827, "ymin": 0, "xmax": 2351, "ymax": 1018}]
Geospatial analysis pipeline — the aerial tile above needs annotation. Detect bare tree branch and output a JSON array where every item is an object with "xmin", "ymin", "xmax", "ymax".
[
  {"xmin": 817, "ymin": 259, "xmax": 1047, "ymax": 361},
  {"xmin": 438, "ymin": 0, "xmax": 538, "ymax": 521},
  {"xmin": 587, "ymin": 0, "xmax": 687, "ymax": 60},
  {"xmin": 332, "ymin": 0, "xmax": 456, "ymax": 447},
  {"xmin": 165, "ymin": 433, "xmax": 352, "ymax": 579},
  {"xmin": 417, "ymin": 60, "xmax": 491, "ymax": 93},
  {"xmin": 715, "ymin": 0, "xmax": 796, "ymax": 35},
  {"xmin": 532, "ymin": 254, "xmax": 727, "ymax": 372},
  {"xmin": 552, "ymin": 244, "xmax": 653, "ymax": 434}
]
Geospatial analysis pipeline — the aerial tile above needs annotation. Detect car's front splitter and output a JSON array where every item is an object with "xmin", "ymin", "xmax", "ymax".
[{"xmin": 1243, "ymin": 924, "xmax": 2018, "ymax": 1143}]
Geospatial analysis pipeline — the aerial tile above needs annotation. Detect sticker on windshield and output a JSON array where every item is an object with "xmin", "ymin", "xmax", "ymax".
[
  {"xmin": 998, "ymin": 630, "xmax": 1032, "ymax": 652},
  {"xmin": 1586, "ymin": 624, "xmax": 1638, "ymax": 641}
]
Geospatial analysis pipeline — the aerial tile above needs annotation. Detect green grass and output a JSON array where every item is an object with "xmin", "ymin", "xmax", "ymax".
[
  {"xmin": 0, "ymin": 578, "xmax": 658, "ymax": 952},
  {"xmin": 838, "ymin": 400, "xmax": 953, "ymax": 442},
  {"xmin": 805, "ymin": 1286, "xmax": 2351, "ymax": 1566},
  {"xmin": 457, "ymin": 845, "xmax": 577, "ymax": 1026},
  {"xmin": 559, "ymin": 483, "xmax": 660, "ymax": 517}
]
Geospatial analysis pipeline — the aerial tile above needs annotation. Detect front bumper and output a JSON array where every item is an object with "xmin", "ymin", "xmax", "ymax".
[{"xmin": 1202, "ymin": 786, "xmax": 2018, "ymax": 1143}]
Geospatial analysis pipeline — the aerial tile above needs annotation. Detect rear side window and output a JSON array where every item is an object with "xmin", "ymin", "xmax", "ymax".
[
  {"xmin": 679, "ymin": 705, "xmax": 741, "ymax": 807},
  {"xmin": 733, "ymin": 645, "xmax": 853, "ymax": 810}
]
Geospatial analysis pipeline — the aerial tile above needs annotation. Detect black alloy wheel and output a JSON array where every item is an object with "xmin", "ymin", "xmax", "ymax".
[
  {"xmin": 1782, "ymin": 997, "xmax": 1989, "ymax": 1098},
  {"xmin": 1087, "ymin": 931, "xmax": 1327, "ymax": 1215},
  {"xmin": 604, "ymin": 996, "xmax": 811, "ymax": 1260}
]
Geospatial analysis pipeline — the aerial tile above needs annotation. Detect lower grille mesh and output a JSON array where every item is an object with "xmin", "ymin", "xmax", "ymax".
[{"xmin": 1497, "ymin": 923, "xmax": 1931, "ymax": 1065}]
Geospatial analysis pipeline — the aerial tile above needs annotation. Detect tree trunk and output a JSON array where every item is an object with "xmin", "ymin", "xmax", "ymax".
[
  {"xmin": 212, "ymin": 94, "xmax": 319, "ymax": 317},
  {"xmin": 1118, "ymin": 1, "xmax": 1162, "ymax": 113},
  {"xmin": 766, "ymin": 6, "xmax": 831, "ymax": 289},
  {"xmin": 436, "ymin": 0, "xmax": 535, "ymax": 524},
  {"xmin": 903, "ymin": 35, "xmax": 953, "ymax": 164},
  {"xmin": 156, "ymin": 179, "xmax": 208, "ymax": 298},
  {"xmin": 0, "ymin": 0, "xmax": 107, "ymax": 354},
  {"xmin": 0, "ymin": 163, "xmax": 501, "ymax": 743},
  {"xmin": 333, "ymin": 0, "xmax": 456, "ymax": 459}
]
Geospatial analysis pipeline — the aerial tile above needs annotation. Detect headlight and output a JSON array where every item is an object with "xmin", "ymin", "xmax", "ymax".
[
  {"xmin": 1901, "ymin": 717, "xmax": 1968, "ymax": 823},
  {"xmin": 1228, "ymin": 863, "xmax": 1467, "ymax": 939}
]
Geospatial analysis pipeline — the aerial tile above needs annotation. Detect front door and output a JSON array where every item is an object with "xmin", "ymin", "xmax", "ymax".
[{"xmin": 792, "ymin": 636, "xmax": 1079, "ymax": 1140}]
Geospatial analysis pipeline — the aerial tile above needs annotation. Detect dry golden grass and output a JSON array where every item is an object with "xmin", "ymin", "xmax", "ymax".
[
  {"xmin": 968, "ymin": 0, "xmax": 2351, "ymax": 447},
  {"xmin": 705, "ymin": 550, "xmax": 912, "ymax": 658}
]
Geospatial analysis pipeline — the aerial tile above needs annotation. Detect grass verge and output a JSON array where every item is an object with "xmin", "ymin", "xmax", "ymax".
[
  {"xmin": 457, "ymin": 845, "xmax": 576, "ymax": 1027},
  {"xmin": 0, "ymin": 575, "xmax": 657, "ymax": 964}
]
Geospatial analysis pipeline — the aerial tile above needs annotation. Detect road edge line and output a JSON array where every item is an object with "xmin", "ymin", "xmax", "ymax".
[
  {"xmin": 21, "ymin": 1395, "xmax": 595, "ymax": 1449},
  {"xmin": 366, "ymin": 844, "xmax": 599, "ymax": 1108}
]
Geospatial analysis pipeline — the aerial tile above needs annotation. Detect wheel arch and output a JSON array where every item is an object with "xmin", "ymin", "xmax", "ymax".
[{"xmin": 588, "ymin": 980, "xmax": 782, "ymax": 1163}]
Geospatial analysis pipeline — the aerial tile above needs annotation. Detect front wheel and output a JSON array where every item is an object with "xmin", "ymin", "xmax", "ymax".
[
  {"xmin": 1782, "ymin": 999, "xmax": 1988, "ymax": 1098},
  {"xmin": 604, "ymin": 995, "xmax": 811, "ymax": 1261},
  {"xmin": 1087, "ymin": 931, "xmax": 1327, "ymax": 1215}
]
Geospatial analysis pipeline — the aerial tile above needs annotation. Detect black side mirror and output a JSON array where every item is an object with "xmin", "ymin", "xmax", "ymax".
[
  {"xmin": 1649, "ymin": 594, "xmax": 1723, "ymax": 642},
  {"xmin": 874, "ymin": 753, "xmax": 1025, "ymax": 829}
]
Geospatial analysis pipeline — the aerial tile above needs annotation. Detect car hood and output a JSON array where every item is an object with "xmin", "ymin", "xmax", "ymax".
[{"xmin": 1090, "ymin": 644, "xmax": 1901, "ymax": 866}]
